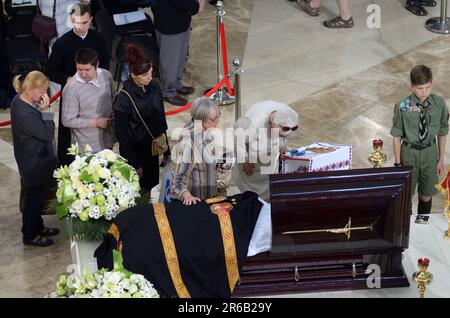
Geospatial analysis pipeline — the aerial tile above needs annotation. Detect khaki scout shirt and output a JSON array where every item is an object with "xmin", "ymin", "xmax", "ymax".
[{"xmin": 390, "ymin": 94, "xmax": 449, "ymax": 143}]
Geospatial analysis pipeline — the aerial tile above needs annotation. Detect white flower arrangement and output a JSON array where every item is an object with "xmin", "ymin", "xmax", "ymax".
[
  {"xmin": 52, "ymin": 144, "xmax": 141, "ymax": 240},
  {"xmin": 49, "ymin": 251, "xmax": 159, "ymax": 298}
]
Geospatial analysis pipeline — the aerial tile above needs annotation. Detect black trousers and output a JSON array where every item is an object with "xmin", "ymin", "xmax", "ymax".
[
  {"xmin": 21, "ymin": 184, "xmax": 45, "ymax": 241},
  {"xmin": 57, "ymin": 95, "xmax": 74, "ymax": 166}
]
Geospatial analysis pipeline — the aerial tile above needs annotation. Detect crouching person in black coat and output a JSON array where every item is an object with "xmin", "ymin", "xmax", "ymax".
[{"xmin": 11, "ymin": 71, "xmax": 59, "ymax": 247}]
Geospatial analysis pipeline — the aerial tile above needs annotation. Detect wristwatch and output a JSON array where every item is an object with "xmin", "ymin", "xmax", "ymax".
[{"xmin": 394, "ymin": 162, "xmax": 402, "ymax": 167}]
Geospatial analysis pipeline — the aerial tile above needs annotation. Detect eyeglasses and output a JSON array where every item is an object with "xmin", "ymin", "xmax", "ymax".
[{"xmin": 280, "ymin": 125, "xmax": 298, "ymax": 132}]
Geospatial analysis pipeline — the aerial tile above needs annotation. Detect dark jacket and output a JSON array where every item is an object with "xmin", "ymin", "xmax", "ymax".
[
  {"xmin": 152, "ymin": 0, "xmax": 200, "ymax": 34},
  {"xmin": 113, "ymin": 79, "xmax": 168, "ymax": 168},
  {"xmin": 10, "ymin": 95, "xmax": 57, "ymax": 187},
  {"xmin": 48, "ymin": 30, "xmax": 109, "ymax": 85}
]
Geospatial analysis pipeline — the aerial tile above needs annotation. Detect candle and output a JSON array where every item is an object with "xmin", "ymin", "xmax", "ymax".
[
  {"xmin": 372, "ymin": 139, "xmax": 383, "ymax": 152},
  {"xmin": 373, "ymin": 139, "xmax": 383, "ymax": 147},
  {"xmin": 418, "ymin": 258, "xmax": 430, "ymax": 267}
]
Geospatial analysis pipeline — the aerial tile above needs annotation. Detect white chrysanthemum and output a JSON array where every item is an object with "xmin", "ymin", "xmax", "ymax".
[
  {"xmin": 102, "ymin": 188, "xmax": 112, "ymax": 197},
  {"xmin": 106, "ymin": 195, "xmax": 116, "ymax": 204},
  {"xmin": 89, "ymin": 206, "xmax": 101, "ymax": 219},
  {"xmin": 97, "ymin": 168, "xmax": 111, "ymax": 180},
  {"xmin": 81, "ymin": 198, "xmax": 91, "ymax": 208}
]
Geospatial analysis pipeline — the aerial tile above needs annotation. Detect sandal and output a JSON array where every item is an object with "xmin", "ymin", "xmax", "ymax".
[
  {"xmin": 296, "ymin": 0, "xmax": 320, "ymax": 16},
  {"xmin": 40, "ymin": 227, "xmax": 60, "ymax": 236},
  {"xmin": 420, "ymin": 0, "xmax": 436, "ymax": 7},
  {"xmin": 23, "ymin": 235, "xmax": 54, "ymax": 247},
  {"xmin": 324, "ymin": 16, "xmax": 354, "ymax": 28},
  {"xmin": 405, "ymin": 4, "xmax": 428, "ymax": 16}
]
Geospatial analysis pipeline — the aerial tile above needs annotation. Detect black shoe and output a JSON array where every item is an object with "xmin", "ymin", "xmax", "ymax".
[
  {"xmin": 23, "ymin": 235, "xmax": 54, "ymax": 247},
  {"xmin": 40, "ymin": 227, "xmax": 60, "ymax": 236},
  {"xmin": 176, "ymin": 86, "xmax": 195, "ymax": 95},
  {"xmin": 405, "ymin": 4, "xmax": 427, "ymax": 16},
  {"xmin": 421, "ymin": 0, "xmax": 436, "ymax": 7},
  {"xmin": 163, "ymin": 95, "xmax": 187, "ymax": 106}
]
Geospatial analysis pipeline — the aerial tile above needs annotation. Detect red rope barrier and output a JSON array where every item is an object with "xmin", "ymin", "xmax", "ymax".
[
  {"xmin": 0, "ymin": 120, "xmax": 11, "ymax": 127},
  {"xmin": 219, "ymin": 22, "xmax": 234, "ymax": 96},
  {"xmin": 220, "ymin": 22, "xmax": 229, "ymax": 79},
  {"xmin": 164, "ymin": 78, "xmax": 228, "ymax": 116},
  {"xmin": 49, "ymin": 90, "xmax": 61, "ymax": 104}
]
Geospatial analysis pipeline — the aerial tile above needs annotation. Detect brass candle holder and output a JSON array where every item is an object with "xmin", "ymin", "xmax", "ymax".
[
  {"xmin": 368, "ymin": 139, "xmax": 387, "ymax": 168},
  {"xmin": 412, "ymin": 258, "xmax": 433, "ymax": 298}
]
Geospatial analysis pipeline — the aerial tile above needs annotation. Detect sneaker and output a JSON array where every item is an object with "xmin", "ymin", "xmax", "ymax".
[{"xmin": 163, "ymin": 95, "xmax": 187, "ymax": 106}]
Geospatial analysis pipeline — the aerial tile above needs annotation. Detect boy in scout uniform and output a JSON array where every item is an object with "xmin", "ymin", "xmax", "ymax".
[{"xmin": 391, "ymin": 65, "xmax": 449, "ymax": 214}]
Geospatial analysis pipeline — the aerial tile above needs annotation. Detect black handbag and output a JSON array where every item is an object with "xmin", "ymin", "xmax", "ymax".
[{"xmin": 32, "ymin": 0, "xmax": 57, "ymax": 53}]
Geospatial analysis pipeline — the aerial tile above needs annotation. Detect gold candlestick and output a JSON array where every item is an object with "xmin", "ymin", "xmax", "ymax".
[
  {"xmin": 412, "ymin": 258, "xmax": 433, "ymax": 298},
  {"xmin": 445, "ymin": 207, "xmax": 450, "ymax": 240},
  {"xmin": 368, "ymin": 139, "xmax": 387, "ymax": 168}
]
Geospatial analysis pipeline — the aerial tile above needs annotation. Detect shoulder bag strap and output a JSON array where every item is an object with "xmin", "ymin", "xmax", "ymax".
[
  {"xmin": 35, "ymin": 0, "xmax": 56, "ymax": 17},
  {"xmin": 52, "ymin": 0, "xmax": 57, "ymax": 18},
  {"xmin": 36, "ymin": 0, "xmax": 41, "ymax": 14},
  {"xmin": 119, "ymin": 89, "xmax": 156, "ymax": 141}
]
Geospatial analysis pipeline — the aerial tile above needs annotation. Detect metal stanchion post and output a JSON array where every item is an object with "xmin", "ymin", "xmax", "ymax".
[
  {"xmin": 233, "ymin": 58, "xmax": 243, "ymax": 121},
  {"xmin": 209, "ymin": 1, "xmax": 235, "ymax": 106},
  {"xmin": 425, "ymin": 0, "xmax": 450, "ymax": 34}
]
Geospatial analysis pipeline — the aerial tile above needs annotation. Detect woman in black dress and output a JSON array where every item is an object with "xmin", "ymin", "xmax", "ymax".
[{"xmin": 113, "ymin": 44, "xmax": 169, "ymax": 198}]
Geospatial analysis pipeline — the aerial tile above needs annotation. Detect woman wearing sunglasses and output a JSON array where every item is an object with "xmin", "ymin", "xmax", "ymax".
[{"xmin": 232, "ymin": 100, "xmax": 299, "ymax": 202}]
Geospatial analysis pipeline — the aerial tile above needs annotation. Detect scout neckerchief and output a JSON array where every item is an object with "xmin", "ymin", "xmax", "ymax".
[{"xmin": 414, "ymin": 95, "xmax": 430, "ymax": 143}]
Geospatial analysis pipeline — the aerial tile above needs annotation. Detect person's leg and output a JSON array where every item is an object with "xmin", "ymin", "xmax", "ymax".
[
  {"xmin": 156, "ymin": 31, "xmax": 188, "ymax": 106},
  {"xmin": 21, "ymin": 185, "xmax": 45, "ymax": 241},
  {"xmin": 336, "ymin": 0, "xmax": 351, "ymax": 20},
  {"xmin": 174, "ymin": 29, "xmax": 192, "ymax": 92},
  {"xmin": 401, "ymin": 145, "xmax": 420, "ymax": 208},
  {"xmin": 417, "ymin": 145, "xmax": 439, "ymax": 214},
  {"xmin": 310, "ymin": 0, "xmax": 320, "ymax": 8},
  {"xmin": 57, "ymin": 95, "xmax": 73, "ymax": 166},
  {"xmin": 324, "ymin": 0, "xmax": 353, "ymax": 29},
  {"xmin": 297, "ymin": 0, "xmax": 320, "ymax": 16}
]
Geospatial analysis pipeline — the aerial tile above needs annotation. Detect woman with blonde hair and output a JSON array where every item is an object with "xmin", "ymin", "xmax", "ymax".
[{"xmin": 11, "ymin": 71, "xmax": 58, "ymax": 247}]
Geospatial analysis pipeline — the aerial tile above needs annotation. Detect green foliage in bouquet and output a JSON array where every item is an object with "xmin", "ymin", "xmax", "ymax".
[
  {"xmin": 51, "ymin": 144, "xmax": 141, "ymax": 241},
  {"xmin": 49, "ymin": 250, "xmax": 159, "ymax": 298}
]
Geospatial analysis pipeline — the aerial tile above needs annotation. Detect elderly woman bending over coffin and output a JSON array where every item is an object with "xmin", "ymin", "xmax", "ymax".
[{"xmin": 232, "ymin": 100, "xmax": 299, "ymax": 202}]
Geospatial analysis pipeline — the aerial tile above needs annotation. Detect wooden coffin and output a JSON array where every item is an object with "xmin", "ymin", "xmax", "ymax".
[{"xmin": 233, "ymin": 167, "xmax": 412, "ymax": 296}]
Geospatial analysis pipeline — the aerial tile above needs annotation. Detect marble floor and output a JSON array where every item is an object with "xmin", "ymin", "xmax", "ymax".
[{"xmin": 1, "ymin": 0, "xmax": 450, "ymax": 297}]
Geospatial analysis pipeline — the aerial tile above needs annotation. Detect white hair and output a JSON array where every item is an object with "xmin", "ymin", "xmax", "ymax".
[{"xmin": 272, "ymin": 107, "xmax": 299, "ymax": 128}]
